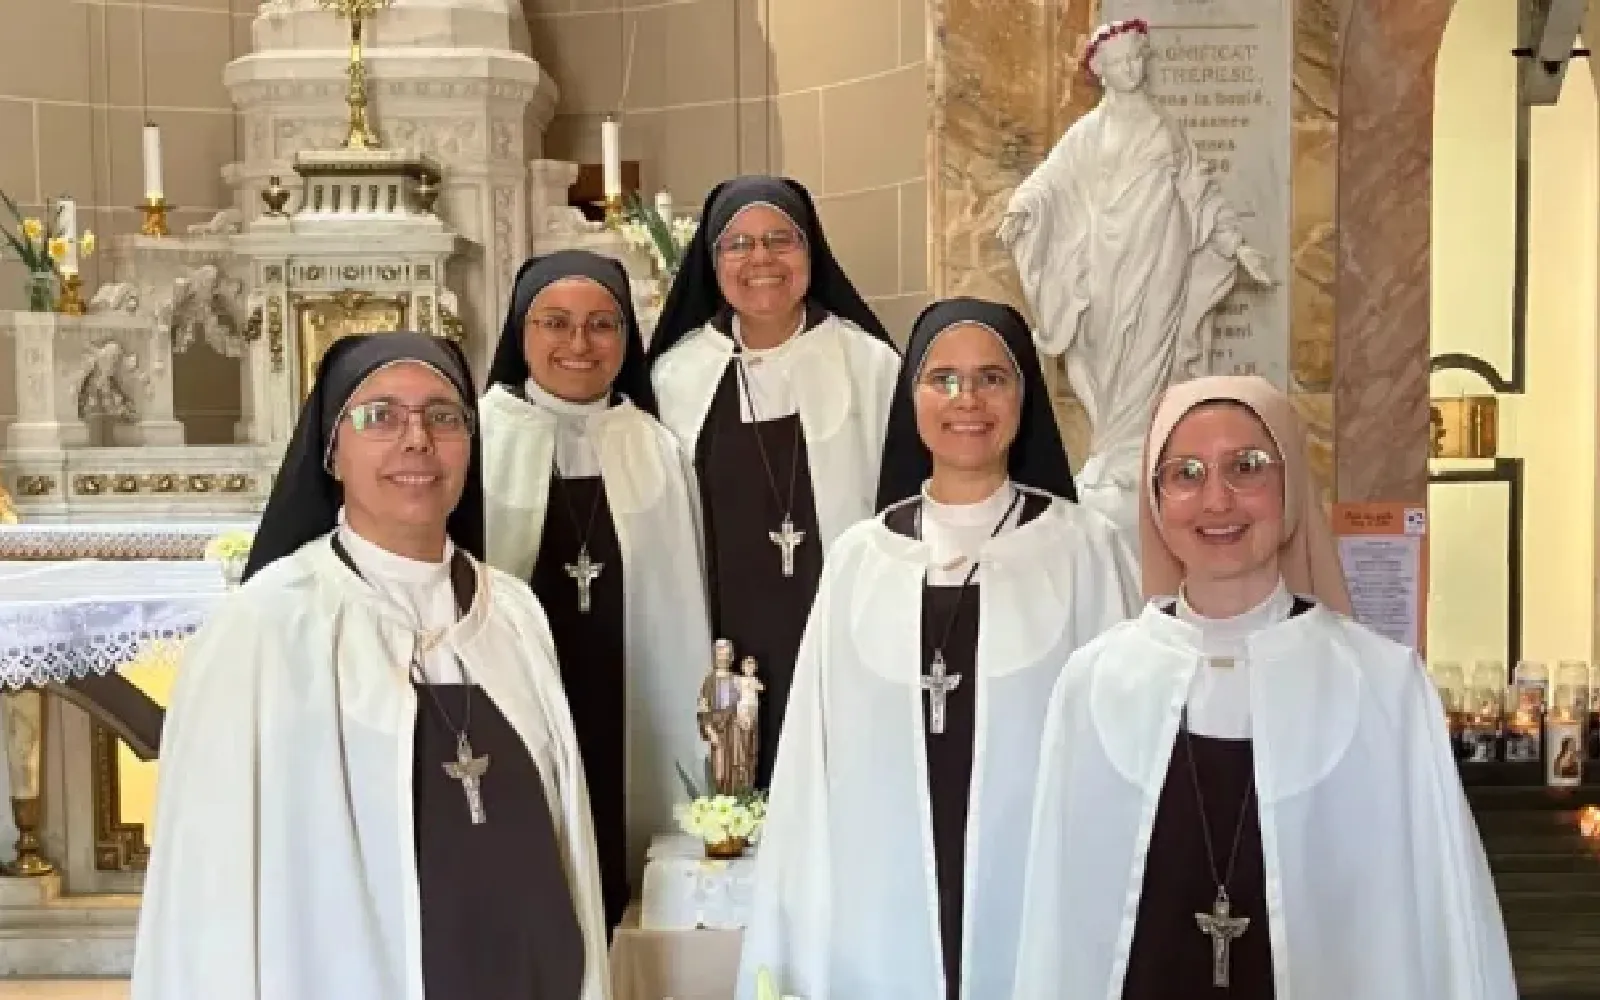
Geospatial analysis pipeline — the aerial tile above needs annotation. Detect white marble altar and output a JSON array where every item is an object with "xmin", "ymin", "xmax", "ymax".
[{"xmin": 224, "ymin": 0, "xmax": 558, "ymax": 370}]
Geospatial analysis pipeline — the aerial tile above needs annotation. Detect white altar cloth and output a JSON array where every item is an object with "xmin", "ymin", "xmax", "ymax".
[
  {"xmin": 0, "ymin": 560, "xmax": 226, "ymax": 690},
  {"xmin": 639, "ymin": 834, "xmax": 758, "ymax": 932}
]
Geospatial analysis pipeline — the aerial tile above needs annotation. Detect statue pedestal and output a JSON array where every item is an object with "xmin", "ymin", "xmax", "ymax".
[
  {"xmin": 0, "ymin": 872, "xmax": 139, "ymax": 977},
  {"xmin": 638, "ymin": 834, "xmax": 757, "ymax": 932}
]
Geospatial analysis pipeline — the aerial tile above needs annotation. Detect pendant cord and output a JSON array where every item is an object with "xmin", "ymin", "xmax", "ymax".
[
  {"xmin": 915, "ymin": 487, "xmax": 1022, "ymax": 658},
  {"xmin": 733, "ymin": 351, "xmax": 803, "ymax": 520},
  {"xmin": 1180, "ymin": 715, "xmax": 1255, "ymax": 901},
  {"xmin": 550, "ymin": 452, "xmax": 605, "ymax": 550},
  {"xmin": 327, "ymin": 534, "xmax": 477, "ymax": 743}
]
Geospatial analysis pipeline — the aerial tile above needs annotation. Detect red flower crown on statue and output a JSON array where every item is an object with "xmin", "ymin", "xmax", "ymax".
[{"xmin": 1083, "ymin": 17, "xmax": 1150, "ymax": 71}]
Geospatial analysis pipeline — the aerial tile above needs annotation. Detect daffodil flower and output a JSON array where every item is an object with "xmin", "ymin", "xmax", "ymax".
[
  {"xmin": 47, "ymin": 237, "xmax": 66, "ymax": 261},
  {"xmin": 19, "ymin": 218, "xmax": 41, "ymax": 242},
  {"xmin": 80, "ymin": 231, "xmax": 96, "ymax": 256}
]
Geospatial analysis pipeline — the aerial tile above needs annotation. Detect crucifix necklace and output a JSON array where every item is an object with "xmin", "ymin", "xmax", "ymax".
[
  {"xmin": 550, "ymin": 455, "xmax": 606, "ymax": 614},
  {"xmin": 410, "ymin": 631, "xmax": 492, "ymax": 826},
  {"xmin": 733, "ymin": 351, "xmax": 805, "ymax": 578},
  {"xmin": 1181, "ymin": 717, "xmax": 1255, "ymax": 988},
  {"xmin": 912, "ymin": 487, "xmax": 1021, "ymax": 736}
]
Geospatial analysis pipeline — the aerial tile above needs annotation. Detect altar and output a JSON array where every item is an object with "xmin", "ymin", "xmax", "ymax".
[{"xmin": 0, "ymin": 521, "xmax": 243, "ymax": 975}]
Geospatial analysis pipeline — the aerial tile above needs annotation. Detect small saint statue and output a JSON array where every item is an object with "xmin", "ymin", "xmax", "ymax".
[
  {"xmin": 697, "ymin": 639, "xmax": 746, "ymax": 796},
  {"xmin": 730, "ymin": 655, "xmax": 764, "ymax": 794}
]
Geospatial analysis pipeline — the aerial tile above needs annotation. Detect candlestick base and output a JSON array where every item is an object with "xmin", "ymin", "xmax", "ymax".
[
  {"xmin": 138, "ymin": 197, "xmax": 172, "ymax": 238},
  {"xmin": 603, "ymin": 192, "xmax": 624, "ymax": 230},
  {"xmin": 56, "ymin": 272, "xmax": 85, "ymax": 316}
]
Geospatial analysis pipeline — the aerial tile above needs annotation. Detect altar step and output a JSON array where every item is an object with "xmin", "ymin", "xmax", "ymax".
[
  {"xmin": 0, "ymin": 878, "xmax": 135, "ymax": 979},
  {"xmin": 1468, "ymin": 782, "xmax": 1600, "ymax": 998}
]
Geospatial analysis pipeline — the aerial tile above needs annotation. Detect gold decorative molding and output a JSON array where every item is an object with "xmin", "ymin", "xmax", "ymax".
[
  {"xmin": 69, "ymin": 472, "xmax": 256, "ymax": 497},
  {"xmin": 91, "ymin": 724, "xmax": 149, "ymax": 873},
  {"xmin": 267, "ymin": 295, "xmax": 285, "ymax": 373},
  {"xmin": 15, "ymin": 476, "xmax": 55, "ymax": 498},
  {"xmin": 294, "ymin": 289, "xmax": 411, "ymax": 396}
]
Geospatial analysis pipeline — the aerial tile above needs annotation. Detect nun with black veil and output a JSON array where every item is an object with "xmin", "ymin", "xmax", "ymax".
[
  {"xmin": 735, "ymin": 298, "xmax": 1139, "ymax": 1000},
  {"xmin": 649, "ymin": 174, "xmax": 901, "ymax": 787},
  {"xmin": 132, "ymin": 332, "xmax": 609, "ymax": 1000},
  {"xmin": 479, "ymin": 249, "xmax": 713, "ymax": 931}
]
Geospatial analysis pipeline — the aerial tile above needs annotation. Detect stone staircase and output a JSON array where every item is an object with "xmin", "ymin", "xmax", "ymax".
[{"xmin": 1469, "ymin": 781, "xmax": 1600, "ymax": 998}]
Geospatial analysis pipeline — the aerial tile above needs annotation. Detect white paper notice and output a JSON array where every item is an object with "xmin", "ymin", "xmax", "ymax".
[{"xmin": 1338, "ymin": 533, "xmax": 1424, "ymax": 650}]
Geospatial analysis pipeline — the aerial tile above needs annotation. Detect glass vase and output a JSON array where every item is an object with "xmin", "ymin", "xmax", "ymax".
[{"xmin": 24, "ymin": 270, "xmax": 54, "ymax": 313}]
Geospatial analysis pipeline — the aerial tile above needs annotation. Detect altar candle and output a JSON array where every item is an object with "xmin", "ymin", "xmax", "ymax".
[
  {"xmin": 58, "ymin": 198, "xmax": 78, "ymax": 275},
  {"xmin": 654, "ymin": 189, "xmax": 672, "ymax": 222},
  {"xmin": 142, "ymin": 124, "xmax": 164, "ymax": 201},
  {"xmin": 601, "ymin": 117, "xmax": 622, "ymax": 198}
]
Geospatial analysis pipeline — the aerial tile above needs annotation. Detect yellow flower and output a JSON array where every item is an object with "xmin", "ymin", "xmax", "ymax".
[
  {"xmin": 47, "ymin": 237, "xmax": 66, "ymax": 261},
  {"xmin": 79, "ymin": 231, "xmax": 95, "ymax": 256},
  {"xmin": 19, "ymin": 218, "xmax": 41, "ymax": 242}
]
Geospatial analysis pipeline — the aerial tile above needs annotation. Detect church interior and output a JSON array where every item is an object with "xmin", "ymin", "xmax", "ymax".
[{"xmin": 1, "ymin": 0, "xmax": 1599, "ymax": 996}]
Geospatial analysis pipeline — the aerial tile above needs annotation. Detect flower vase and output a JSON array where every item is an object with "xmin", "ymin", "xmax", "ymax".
[
  {"xmin": 24, "ymin": 271, "xmax": 53, "ymax": 313},
  {"xmin": 704, "ymin": 836, "xmax": 747, "ymax": 860},
  {"xmin": 218, "ymin": 556, "xmax": 248, "ymax": 589}
]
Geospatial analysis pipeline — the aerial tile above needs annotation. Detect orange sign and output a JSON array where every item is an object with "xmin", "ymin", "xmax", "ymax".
[{"xmin": 1332, "ymin": 502, "xmax": 1429, "ymax": 654}]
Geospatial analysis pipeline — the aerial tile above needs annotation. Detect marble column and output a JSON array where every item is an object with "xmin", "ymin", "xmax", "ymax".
[{"xmin": 1334, "ymin": 0, "xmax": 1454, "ymax": 504}]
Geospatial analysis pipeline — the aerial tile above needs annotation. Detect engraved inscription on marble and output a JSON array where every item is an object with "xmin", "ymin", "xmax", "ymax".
[{"xmin": 1103, "ymin": 0, "xmax": 1291, "ymax": 387}]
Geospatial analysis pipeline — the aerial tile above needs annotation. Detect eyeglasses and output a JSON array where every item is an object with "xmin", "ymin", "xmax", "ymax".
[
  {"xmin": 1153, "ymin": 447, "xmax": 1279, "ymax": 500},
  {"xmin": 527, "ymin": 312, "xmax": 624, "ymax": 340},
  {"xmin": 918, "ymin": 366, "xmax": 1019, "ymax": 399},
  {"xmin": 715, "ymin": 229, "xmax": 805, "ymax": 260},
  {"xmin": 345, "ymin": 400, "xmax": 473, "ymax": 440}
]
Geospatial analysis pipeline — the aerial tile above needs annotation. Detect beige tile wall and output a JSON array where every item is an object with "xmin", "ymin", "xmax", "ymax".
[
  {"xmin": 525, "ymin": 0, "xmax": 931, "ymax": 344},
  {"xmin": 0, "ymin": 0, "xmax": 248, "ymax": 432}
]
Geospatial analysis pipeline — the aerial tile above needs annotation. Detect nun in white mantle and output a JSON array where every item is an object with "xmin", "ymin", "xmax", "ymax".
[
  {"xmin": 133, "ymin": 333, "xmax": 609, "ymax": 1000},
  {"xmin": 737, "ymin": 298, "xmax": 1138, "ymax": 1000},
  {"xmin": 1013, "ymin": 376, "xmax": 1515, "ymax": 1000},
  {"xmin": 479, "ymin": 249, "xmax": 712, "ymax": 930}
]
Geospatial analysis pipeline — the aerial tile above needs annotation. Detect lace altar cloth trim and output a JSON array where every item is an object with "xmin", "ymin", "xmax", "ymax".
[
  {"xmin": 0, "ymin": 522, "xmax": 255, "ymax": 561},
  {"xmin": 639, "ymin": 834, "xmax": 758, "ymax": 931},
  {"xmin": 0, "ymin": 561, "xmax": 226, "ymax": 688}
]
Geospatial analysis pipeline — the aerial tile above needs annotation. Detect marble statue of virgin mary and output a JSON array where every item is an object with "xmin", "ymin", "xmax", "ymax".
[{"xmin": 999, "ymin": 18, "xmax": 1273, "ymax": 539}]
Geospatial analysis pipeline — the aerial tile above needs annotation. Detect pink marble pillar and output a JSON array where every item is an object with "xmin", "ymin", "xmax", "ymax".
[{"xmin": 1334, "ymin": 0, "xmax": 1454, "ymax": 503}]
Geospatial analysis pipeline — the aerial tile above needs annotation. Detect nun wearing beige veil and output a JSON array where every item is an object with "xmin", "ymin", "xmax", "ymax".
[{"xmin": 1013, "ymin": 376, "xmax": 1515, "ymax": 1000}]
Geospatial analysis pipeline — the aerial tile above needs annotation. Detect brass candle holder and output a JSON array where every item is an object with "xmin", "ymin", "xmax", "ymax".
[
  {"xmin": 138, "ymin": 195, "xmax": 172, "ymax": 238},
  {"xmin": 603, "ymin": 192, "xmax": 624, "ymax": 230},
  {"xmin": 6, "ymin": 796, "xmax": 53, "ymax": 877},
  {"xmin": 56, "ymin": 272, "xmax": 85, "ymax": 316}
]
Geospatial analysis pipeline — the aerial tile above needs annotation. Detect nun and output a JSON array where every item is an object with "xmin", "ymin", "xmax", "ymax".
[
  {"xmin": 132, "ymin": 333, "xmax": 610, "ymax": 1000},
  {"xmin": 649, "ymin": 175, "xmax": 901, "ymax": 786},
  {"xmin": 736, "ymin": 298, "xmax": 1139, "ymax": 1000},
  {"xmin": 1013, "ymin": 376, "xmax": 1516, "ymax": 1000},
  {"xmin": 479, "ymin": 249, "xmax": 712, "ymax": 930}
]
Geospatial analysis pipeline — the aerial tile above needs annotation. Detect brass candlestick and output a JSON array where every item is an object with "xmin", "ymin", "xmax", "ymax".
[
  {"xmin": 603, "ymin": 192, "xmax": 623, "ymax": 229},
  {"xmin": 315, "ymin": 0, "xmax": 395, "ymax": 151},
  {"xmin": 56, "ymin": 272, "xmax": 85, "ymax": 316},
  {"xmin": 138, "ymin": 195, "xmax": 171, "ymax": 237},
  {"xmin": 6, "ymin": 796, "xmax": 53, "ymax": 876}
]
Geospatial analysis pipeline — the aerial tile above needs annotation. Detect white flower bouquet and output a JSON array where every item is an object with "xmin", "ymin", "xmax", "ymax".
[
  {"xmin": 621, "ymin": 192, "xmax": 697, "ymax": 278},
  {"xmin": 674, "ymin": 760, "xmax": 767, "ymax": 858}
]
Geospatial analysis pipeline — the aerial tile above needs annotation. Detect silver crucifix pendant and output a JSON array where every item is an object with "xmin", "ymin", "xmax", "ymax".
[
  {"xmin": 769, "ymin": 514, "xmax": 805, "ymax": 578},
  {"xmin": 920, "ymin": 650, "xmax": 963, "ymax": 736},
  {"xmin": 1194, "ymin": 889, "xmax": 1250, "ymax": 987},
  {"xmin": 565, "ymin": 547, "xmax": 603, "ymax": 614},
  {"xmin": 443, "ymin": 733, "xmax": 491, "ymax": 825}
]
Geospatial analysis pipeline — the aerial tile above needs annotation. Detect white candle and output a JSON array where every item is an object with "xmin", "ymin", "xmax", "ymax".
[
  {"xmin": 57, "ymin": 198, "xmax": 78, "ymax": 275},
  {"xmin": 601, "ymin": 117, "xmax": 622, "ymax": 198},
  {"xmin": 654, "ymin": 189, "xmax": 672, "ymax": 222},
  {"xmin": 142, "ymin": 124, "xmax": 164, "ymax": 201}
]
